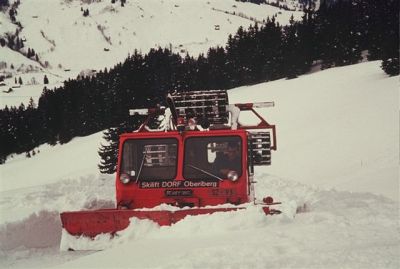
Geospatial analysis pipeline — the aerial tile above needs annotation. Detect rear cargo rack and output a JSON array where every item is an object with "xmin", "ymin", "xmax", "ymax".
[
  {"xmin": 128, "ymin": 90, "xmax": 277, "ymax": 151},
  {"xmin": 170, "ymin": 90, "xmax": 229, "ymax": 125},
  {"xmin": 249, "ymin": 132, "xmax": 271, "ymax": 165}
]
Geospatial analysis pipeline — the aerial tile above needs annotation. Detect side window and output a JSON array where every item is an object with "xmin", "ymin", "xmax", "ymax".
[
  {"xmin": 184, "ymin": 136, "xmax": 242, "ymax": 180},
  {"xmin": 121, "ymin": 138, "xmax": 178, "ymax": 181}
]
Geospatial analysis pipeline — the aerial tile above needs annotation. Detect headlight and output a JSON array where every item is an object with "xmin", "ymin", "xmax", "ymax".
[
  {"xmin": 227, "ymin": 170, "xmax": 239, "ymax": 182},
  {"xmin": 119, "ymin": 173, "xmax": 130, "ymax": 184}
]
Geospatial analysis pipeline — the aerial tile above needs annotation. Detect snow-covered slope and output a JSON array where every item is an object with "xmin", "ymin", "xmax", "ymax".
[
  {"xmin": 0, "ymin": 0, "xmax": 302, "ymax": 108},
  {"xmin": 230, "ymin": 61, "xmax": 399, "ymax": 201},
  {"xmin": 17, "ymin": 0, "xmax": 298, "ymax": 70},
  {"xmin": 0, "ymin": 61, "xmax": 398, "ymax": 268}
]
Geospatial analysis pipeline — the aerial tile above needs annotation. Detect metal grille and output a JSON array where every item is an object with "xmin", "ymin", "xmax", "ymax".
[
  {"xmin": 170, "ymin": 90, "xmax": 229, "ymax": 124},
  {"xmin": 249, "ymin": 132, "xmax": 271, "ymax": 166}
]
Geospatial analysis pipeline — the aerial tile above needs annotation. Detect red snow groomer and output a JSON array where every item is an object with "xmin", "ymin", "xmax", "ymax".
[{"xmin": 60, "ymin": 90, "xmax": 279, "ymax": 238}]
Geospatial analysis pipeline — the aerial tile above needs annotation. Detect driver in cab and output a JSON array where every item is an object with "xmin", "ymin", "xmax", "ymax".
[{"xmin": 213, "ymin": 142, "xmax": 241, "ymax": 178}]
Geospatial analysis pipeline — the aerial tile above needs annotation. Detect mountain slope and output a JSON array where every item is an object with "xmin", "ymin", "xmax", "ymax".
[
  {"xmin": 16, "ymin": 0, "xmax": 300, "ymax": 70},
  {"xmin": 0, "ymin": 61, "xmax": 398, "ymax": 268},
  {"xmin": 0, "ymin": 0, "xmax": 302, "ymax": 108}
]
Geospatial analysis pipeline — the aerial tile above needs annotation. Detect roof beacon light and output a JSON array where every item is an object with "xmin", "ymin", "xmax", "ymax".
[{"xmin": 177, "ymin": 117, "xmax": 185, "ymax": 132}]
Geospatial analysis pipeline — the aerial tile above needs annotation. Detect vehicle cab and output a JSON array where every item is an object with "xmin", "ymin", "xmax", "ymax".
[{"xmin": 116, "ymin": 129, "xmax": 254, "ymax": 209}]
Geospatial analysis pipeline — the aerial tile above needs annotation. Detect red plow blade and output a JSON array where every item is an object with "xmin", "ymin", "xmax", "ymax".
[{"xmin": 60, "ymin": 207, "xmax": 245, "ymax": 238}]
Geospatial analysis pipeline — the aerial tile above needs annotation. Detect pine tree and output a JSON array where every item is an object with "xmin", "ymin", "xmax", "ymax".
[
  {"xmin": 37, "ymin": 86, "xmax": 60, "ymax": 145},
  {"xmin": 44, "ymin": 75, "xmax": 49, "ymax": 84},
  {"xmin": 282, "ymin": 16, "xmax": 301, "ymax": 79},
  {"xmin": 98, "ymin": 127, "xmax": 119, "ymax": 174},
  {"xmin": 24, "ymin": 98, "xmax": 40, "ymax": 152},
  {"xmin": 98, "ymin": 119, "xmax": 139, "ymax": 174},
  {"xmin": 207, "ymin": 46, "xmax": 229, "ymax": 89},
  {"xmin": 9, "ymin": 7, "xmax": 15, "ymax": 22},
  {"xmin": 0, "ymin": 106, "xmax": 11, "ymax": 163},
  {"xmin": 379, "ymin": 0, "xmax": 399, "ymax": 75},
  {"xmin": 15, "ymin": 38, "xmax": 21, "ymax": 50},
  {"xmin": 256, "ymin": 17, "xmax": 284, "ymax": 81},
  {"xmin": 0, "ymin": 0, "xmax": 10, "ymax": 8},
  {"xmin": 381, "ymin": 58, "xmax": 399, "ymax": 76}
]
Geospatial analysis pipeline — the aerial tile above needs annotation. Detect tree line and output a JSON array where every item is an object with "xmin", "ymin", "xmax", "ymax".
[{"xmin": 0, "ymin": 0, "xmax": 398, "ymax": 164}]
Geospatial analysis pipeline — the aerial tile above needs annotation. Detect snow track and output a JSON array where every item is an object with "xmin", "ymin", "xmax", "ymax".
[
  {"xmin": 56, "ymin": 174, "xmax": 399, "ymax": 269},
  {"xmin": 0, "ymin": 173, "xmax": 398, "ymax": 268}
]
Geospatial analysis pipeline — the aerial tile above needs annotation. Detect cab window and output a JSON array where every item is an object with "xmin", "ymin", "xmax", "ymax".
[
  {"xmin": 121, "ymin": 138, "xmax": 178, "ymax": 180},
  {"xmin": 184, "ymin": 136, "xmax": 242, "ymax": 180}
]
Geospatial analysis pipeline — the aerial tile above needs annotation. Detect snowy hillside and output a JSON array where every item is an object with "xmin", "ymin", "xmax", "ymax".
[
  {"xmin": 0, "ymin": 0, "xmax": 302, "ymax": 108},
  {"xmin": 0, "ymin": 61, "xmax": 398, "ymax": 268}
]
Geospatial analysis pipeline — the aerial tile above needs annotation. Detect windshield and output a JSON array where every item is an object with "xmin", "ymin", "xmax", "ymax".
[
  {"xmin": 121, "ymin": 138, "xmax": 178, "ymax": 181},
  {"xmin": 184, "ymin": 136, "xmax": 242, "ymax": 180}
]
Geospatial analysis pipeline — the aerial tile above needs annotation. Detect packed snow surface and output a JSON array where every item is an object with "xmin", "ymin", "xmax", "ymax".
[{"xmin": 0, "ymin": 61, "xmax": 398, "ymax": 268}]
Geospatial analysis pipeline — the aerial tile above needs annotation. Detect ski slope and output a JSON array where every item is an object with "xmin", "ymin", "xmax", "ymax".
[{"xmin": 0, "ymin": 61, "xmax": 398, "ymax": 268}]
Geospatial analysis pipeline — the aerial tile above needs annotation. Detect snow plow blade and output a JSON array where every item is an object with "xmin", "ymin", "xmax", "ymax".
[
  {"xmin": 61, "ymin": 206, "xmax": 279, "ymax": 238},
  {"xmin": 61, "ymin": 208, "xmax": 240, "ymax": 237}
]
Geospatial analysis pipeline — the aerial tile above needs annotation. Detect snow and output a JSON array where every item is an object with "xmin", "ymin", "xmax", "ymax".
[
  {"xmin": 230, "ymin": 61, "xmax": 399, "ymax": 201},
  {"xmin": 0, "ymin": 11, "xmax": 17, "ymax": 36},
  {"xmin": 1, "ymin": 132, "xmax": 103, "ymax": 192},
  {"xmin": 0, "ymin": 46, "xmax": 62, "ymax": 108},
  {"xmin": 0, "ymin": 61, "xmax": 399, "ymax": 268},
  {"xmin": 0, "ymin": 0, "xmax": 302, "ymax": 109},
  {"xmin": 15, "ymin": 0, "xmax": 299, "ymax": 71}
]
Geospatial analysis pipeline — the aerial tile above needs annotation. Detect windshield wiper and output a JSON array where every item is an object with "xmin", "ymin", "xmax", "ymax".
[
  {"xmin": 135, "ymin": 150, "xmax": 148, "ymax": 183},
  {"xmin": 187, "ymin": 164, "xmax": 223, "ymax": 181}
]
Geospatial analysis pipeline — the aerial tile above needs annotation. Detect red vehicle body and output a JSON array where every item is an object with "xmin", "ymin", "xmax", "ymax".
[
  {"xmin": 118, "ymin": 130, "xmax": 253, "ymax": 207},
  {"xmin": 61, "ymin": 90, "xmax": 278, "ymax": 238}
]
